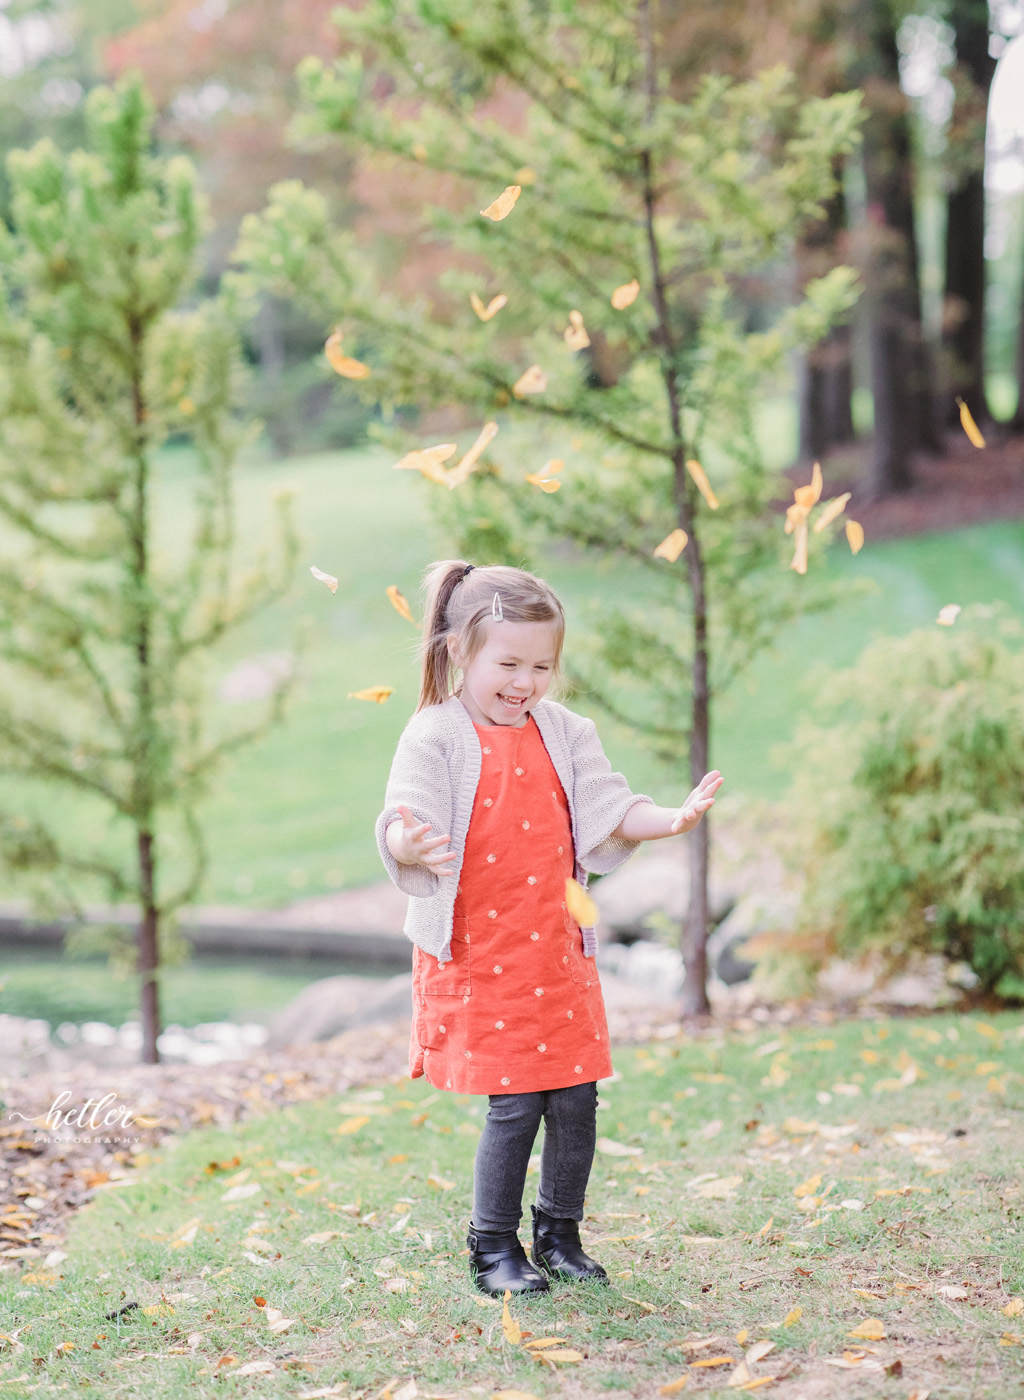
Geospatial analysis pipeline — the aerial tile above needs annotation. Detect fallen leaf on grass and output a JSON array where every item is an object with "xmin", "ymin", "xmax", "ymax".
[
  {"xmin": 611, "ymin": 279, "xmax": 640, "ymax": 309},
  {"xmin": 471, "ymin": 293, "xmax": 508, "ymax": 321},
  {"xmin": 237, "ymin": 1360, "xmax": 276, "ymax": 1375},
  {"xmin": 847, "ymin": 1318, "xmax": 885, "ymax": 1340},
  {"xmin": 385, "ymin": 1278, "xmax": 412, "ymax": 1293},
  {"xmin": 794, "ymin": 1173, "xmax": 822, "ymax": 1198},
  {"xmin": 494, "ymin": 1392, "xmax": 543, "ymax": 1400},
  {"xmin": 745, "ymin": 1341, "xmax": 776, "ymax": 1363},
  {"xmin": 692, "ymin": 1175, "xmax": 742, "ymax": 1198},
  {"xmin": 512, "ymin": 365, "xmax": 547, "ymax": 397},
  {"xmin": 782, "ymin": 1307, "xmax": 802, "ymax": 1327},
  {"xmin": 685, "ymin": 458, "xmax": 719, "ymax": 509},
  {"xmin": 303, "ymin": 1231, "xmax": 343, "ymax": 1245},
  {"xmin": 221, "ymin": 1183, "xmax": 260, "ymax": 1203},
  {"xmin": 623, "ymin": 1295, "xmax": 660, "ymax": 1313},
  {"xmin": 310, "ymin": 565, "xmax": 339, "ymax": 594},
  {"xmin": 1004, "ymin": 1299, "xmax": 1024, "ymax": 1316},
  {"xmin": 347, "ymin": 687, "xmax": 392, "ymax": 704},
  {"xmin": 386, "ymin": 586, "xmax": 417, "ymax": 626},
  {"xmin": 846, "ymin": 519, "xmax": 864, "ymax": 554},
  {"xmin": 956, "ymin": 396, "xmax": 985, "ymax": 448},
  {"xmin": 690, "ymin": 1355, "xmax": 737, "ymax": 1368},
  {"xmin": 726, "ymin": 1360, "xmax": 751, "ymax": 1387},
  {"xmin": 937, "ymin": 604, "xmax": 961, "ymax": 626},
  {"xmin": 657, "ymin": 1378, "xmax": 689, "ymax": 1395},
  {"xmin": 265, "ymin": 1307, "xmax": 295, "ymax": 1334},
  {"xmin": 337, "ymin": 1115, "xmax": 372, "ymax": 1134},
  {"xmin": 565, "ymin": 876, "xmax": 598, "ymax": 926},
  {"xmin": 737, "ymin": 1382, "xmax": 775, "ymax": 1392},
  {"xmin": 324, "ymin": 331, "xmax": 371, "ymax": 379},
  {"xmin": 595, "ymin": 1136, "xmax": 642, "ymax": 1157},
  {"xmin": 654, "ymin": 528, "xmax": 688, "ymax": 561},
  {"xmin": 427, "ymin": 1172, "xmax": 456, "ymax": 1190},
  {"xmin": 523, "ymin": 1338, "xmax": 569, "ymax": 1350},
  {"xmin": 394, "ymin": 1381, "xmax": 418, "ymax": 1400},
  {"xmin": 534, "ymin": 1349, "xmax": 584, "ymax": 1363},
  {"xmin": 502, "ymin": 1290, "xmax": 522, "ymax": 1345},
  {"xmin": 480, "ymin": 185, "xmax": 521, "ymax": 220},
  {"xmin": 564, "ymin": 310, "xmax": 590, "ymax": 350},
  {"xmin": 298, "ymin": 1387, "xmax": 348, "ymax": 1399}
]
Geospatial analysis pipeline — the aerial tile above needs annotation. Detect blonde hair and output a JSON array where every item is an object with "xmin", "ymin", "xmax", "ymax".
[{"xmin": 417, "ymin": 560, "xmax": 566, "ymax": 711}]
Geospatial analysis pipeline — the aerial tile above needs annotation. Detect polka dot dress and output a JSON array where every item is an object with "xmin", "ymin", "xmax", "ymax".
[{"xmin": 409, "ymin": 715, "xmax": 612, "ymax": 1093}]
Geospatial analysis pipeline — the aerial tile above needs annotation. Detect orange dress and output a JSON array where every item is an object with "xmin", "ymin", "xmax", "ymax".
[{"xmin": 409, "ymin": 714, "xmax": 613, "ymax": 1094}]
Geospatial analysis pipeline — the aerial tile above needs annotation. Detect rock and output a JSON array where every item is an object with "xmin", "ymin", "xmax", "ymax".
[
  {"xmin": 597, "ymin": 939, "xmax": 683, "ymax": 1002},
  {"xmin": 819, "ymin": 952, "xmax": 962, "ymax": 1009},
  {"xmin": 265, "ymin": 973, "xmax": 413, "ymax": 1049},
  {"xmin": 705, "ymin": 891, "xmax": 800, "ymax": 986},
  {"xmin": 592, "ymin": 844, "xmax": 736, "ymax": 943}
]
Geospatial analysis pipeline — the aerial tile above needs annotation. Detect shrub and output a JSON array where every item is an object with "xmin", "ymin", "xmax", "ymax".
[{"xmin": 780, "ymin": 605, "xmax": 1024, "ymax": 994}]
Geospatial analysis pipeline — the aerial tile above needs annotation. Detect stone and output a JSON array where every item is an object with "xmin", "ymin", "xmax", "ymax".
[
  {"xmin": 265, "ymin": 973, "xmax": 413, "ymax": 1049},
  {"xmin": 591, "ymin": 844, "xmax": 736, "ymax": 943},
  {"xmin": 705, "ymin": 891, "xmax": 801, "ymax": 986}
]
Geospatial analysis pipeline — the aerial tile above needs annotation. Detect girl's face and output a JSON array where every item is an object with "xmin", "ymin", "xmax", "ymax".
[{"xmin": 450, "ymin": 619, "xmax": 560, "ymax": 727}]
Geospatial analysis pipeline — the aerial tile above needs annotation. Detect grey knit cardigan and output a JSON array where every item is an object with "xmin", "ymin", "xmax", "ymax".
[{"xmin": 375, "ymin": 694, "xmax": 654, "ymax": 966}]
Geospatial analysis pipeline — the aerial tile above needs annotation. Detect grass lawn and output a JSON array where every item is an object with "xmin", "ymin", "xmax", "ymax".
[
  {"xmin": 3, "ymin": 433, "xmax": 1024, "ymax": 909},
  {"xmin": 3, "ymin": 1008, "xmax": 1023, "ymax": 1397}
]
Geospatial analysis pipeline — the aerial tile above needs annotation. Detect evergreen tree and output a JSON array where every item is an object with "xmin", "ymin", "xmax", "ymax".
[
  {"xmin": 239, "ymin": 0, "xmax": 862, "ymax": 1016},
  {"xmin": 0, "ymin": 73, "xmax": 297, "ymax": 1063}
]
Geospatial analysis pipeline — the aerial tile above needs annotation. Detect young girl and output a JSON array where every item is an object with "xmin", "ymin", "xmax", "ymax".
[{"xmin": 376, "ymin": 561, "xmax": 722, "ymax": 1296}]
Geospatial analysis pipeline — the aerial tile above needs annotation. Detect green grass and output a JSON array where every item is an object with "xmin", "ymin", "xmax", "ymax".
[
  {"xmin": 5, "ymin": 433, "xmax": 1024, "ymax": 908},
  {"xmin": 3, "ymin": 1009, "xmax": 1024, "ymax": 1396}
]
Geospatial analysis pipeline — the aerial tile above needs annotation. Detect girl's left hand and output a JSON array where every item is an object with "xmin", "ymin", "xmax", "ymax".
[{"xmin": 669, "ymin": 771, "xmax": 724, "ymax": 834}]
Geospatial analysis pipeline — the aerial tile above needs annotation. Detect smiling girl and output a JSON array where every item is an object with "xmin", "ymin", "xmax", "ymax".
[{"xmin": 376, "ymin": 560, "xmax": 721, "ymax": 1296}]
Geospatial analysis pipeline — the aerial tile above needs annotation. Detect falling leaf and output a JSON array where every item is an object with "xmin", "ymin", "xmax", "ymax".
[
  {"xmin": 847, "ymin": 1319, "xmax": 885, "ymax": 1340},
  {"xmin": 310, "ymin": 565, "xmax": 339, "ymax": 594},
  {"xmin": 337, "ymin": 1115, "xmax": 372, "ymax": 1134},
  {"xmin": 936, "ymin": 604, "xmax": 961, "ymax": 626},
  {"xmin": 471, "ymin": 292, "xmax": 508, "ymax": 322},
  {"xmin": 502, "ymin": 1290, "xmax": 522, "ymax": 1345},
  {"xmin": 512, "ymin": 365, "xmax": 547, "ymax": 397},
  {"xmin": 480, "ymin": 185, "xmax": 521, "ymax": 220},
  {"xmin": 794, "ymin": 1173, "xmax": 823, "ymax": 1199},
  {"xmin": 565, "ymin": 876, "xmax": 599, "ymax": 926},
  {"xmin": 393, "ymin": 442, "xmax": 458, "ymax": 485},
  {"xmin": 685, "ymin": 459, "xmax": 719, "ymax": 510},
  {"xmin": 789, "ymin": 518, "xmax": 808, "ymax": 575},
  {"xmin": 347, "ymin": 687, "xmax": 393, "ymax": 704},
  {"xmin": 657, "ymin": 1378, "xmax": 689, "ymax": 1396},
  {"xmin": 596, "ymin": 1136, "xmax": 643, "ymax": 1157},
  {"xmin": 525, "ymin": 458, "xmax": 564, "ymax": 492},
  {"xmin": 564, "ymin": 310, "xmax": 590, "ymax": 350},
  {"xmin": 324, "ymin": 332, "xmax": 371, "ymax": 379},
  {"xmin": 654, "ymin": 528, "xmax": 688, "ymax": 561},
  {"xmin": 813, "ymin": 492, "xmax": 851, "ymax": 533},
  {"xmin": 956, "ymin": 396, "xmax": 985, "ymax": 448},
  {"xmin": 447, "ymin": 422, "xmax": 500, "ymax": 489},
  {"xmin": 793, "ymin": 460, "xmax": 823, "ymax": 510},
  {"xmin": 386, "ymin": 586, "xmax": 417, "ymax": 626},
  {"xmin": 783, "ymin": 1307, "xmax": 802, "ymax": 1327},
  {"xmin": 611, "ymin": 279, "xmax": 640, "ymax": 309},
  {"xmin": 846, "ymin": 519, "xmax": 864, "ymax": 554}
]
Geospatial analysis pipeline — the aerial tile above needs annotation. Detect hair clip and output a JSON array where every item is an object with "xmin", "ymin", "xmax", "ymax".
[{"xmin": 491, "ymin": 591, "xmax": 504, "ymax": 622}]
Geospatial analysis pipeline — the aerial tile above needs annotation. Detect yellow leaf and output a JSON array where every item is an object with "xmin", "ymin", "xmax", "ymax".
[
  {"xmin": 782, "ymin": 1307, "xmax": 802, "ymax": 1327},
  {"xmin": 494, "ymin": 1392, "xmax": 544, "ymax": 1400},
  {"xmin": 536, "ymin": 1349, "xmax": 584, "ymax": 1363},
  {"xmin": 303, "ymin": 1231, "xmax": 343, "ymax": 1245},
  {"xmin": 847, "ymin": 1318, "xmax": 885, "ymax": 1340},
  {"xmin": 735, "ymin": 1329, "xmax": 749, "ymax": 1345},
  {"xmin": 756, "ymin": 1217, "xmax": 774, "ymax": 1237},
  {"xmin": 427, "ymin": 1172, "xmax": 456, "ymax": 1190},
  {"xmin": 324, "ymin": 332, "xmax": 371, "ymax": 379},
  {"xmin": 813, "ymin": 492, "xmax": 851, "ymax": 532},
  {"xmin": 524, "ymin": 1338, "xmax": 569, "ymax": 1350},
  {"xmin": 386, "ymin": 585, "xmax": 417, "ymax": 626},
  {"xmin": 501, "ymin": 1290, "xmax": 522, "ymax": 1345},
  {"xmin": 956, "ymin": 396, "xmax": 986, "ymax": 448},
  {"xmin": 846, "ymin": 519, "xmax": 864, "ymax": 554},
  {"xmin": 794, "ymin": 1173, "xmax": 822, "ymax": 1198},
  {"xmin": 564, "ymin": 309, "xmax": 590, "ymax": 350},
  {"xmin": 310, "ymin": 565, "xmax": 338, "ymax": 594},
  {"xmin": 745, "ymin": 1341, "xmax": 775, "ymax": 1363},
  {"xmin": 726, "ymin": 1360, "xmax": 751, "ymax": 1387},
  {"xmin": 393, "ymin": 442, "xmax": 458, "ymax": 485},
  {"xmin": 347, "ymin": 687, "xmax": 392, "ymax": 705},
  {"xmin": 1004, "ymin": 1299, "xmax": 1024, "ymax": 1316},
  {"xmin": 654, "ymin": 528, "xmax": 688, "ymax": 561},
  {"xmin": 657, "ymin": 1378, "xmax": 689, "ymax": 1396},
  {"xmin": 595, "ymin": 1136, "xmax": 643, "ymax": 1157},
  {"xmin": 265, "ymin": 1308, "xmax": 295, "ymax": 1334},
  {"xmin": 611, "ymin": 279, "xmax": 640, "ymax": 309},
  {"xmin": 512, "ymin": 365, "xmax": 547, "ymax": 397},
  {"xmin": 337, "ymin": 1115, "xmax": 372, "ymax": 1134},
  {"xmin": 789, "ymin": 517, "xmax": 808, "ymax": 575},
  {"xmin": 793, "ymin": 460, "xmax": 823, "ymax": 510},
  {"xmin": 480, "ymin": 185, "xmax": 522, "ymax": 220},
  {"xmin": 738, "ymin": 1381, "xmax": 776, "ymax": 1392},
  {"xmin": 693, "ymin": 1175, "xmax": 742, "ymax": 1198},
  {"xmin": 690, "ymin": 1355, "xmax": 737, "ymax": 1368},
  {"xmin": 525, "ymin": 458, "xmax": 564, "ymax": 492},
  {"xmin": 514, "ymin": 166, "xmax": 537, "ymax": 184},
  {"xmin": 565, "ymin": 876, "xmax": 599, "ymax": 927},
  {"xmin": 179, "ymin": 396, "xmax": 196, "ymax": 416},
  {"xmin": 685, "ymin": 458, "xmax": 719, "ymax": 509},
  {"xmin": 936, "ymin": 604, "xmax": 961, "ymax": 626},
  {"xmin": 999, "ymin": 1333, "xmax": 1022, "ymax": 1346},
  {"xmin": 447, "ymin": 422, "xmax": 499, "ymax": 490},
  {"xmin": 471, "ymin": 292, "xmax": 508, "ymax": 322}
]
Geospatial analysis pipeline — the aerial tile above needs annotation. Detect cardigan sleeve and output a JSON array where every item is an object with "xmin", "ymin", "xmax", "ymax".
[
  {"xmin": 566, "ymin": 711, "xmax": 654, "ymax": 876},
  {"xmin": 374, "ymin": 718, "xmax": 454, "ymax": 898}
]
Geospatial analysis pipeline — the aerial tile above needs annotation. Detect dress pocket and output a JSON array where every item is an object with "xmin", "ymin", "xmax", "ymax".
[
  {"xmin": 563, "ymin": 907, "xmax": 598, "ymax": 988},
  {"xmin": 418, "ymin": 915, "xmax": 472, "ymax": 996}
]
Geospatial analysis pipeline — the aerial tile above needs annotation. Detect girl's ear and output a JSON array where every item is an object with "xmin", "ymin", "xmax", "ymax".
[{"xmin": 446, "ymin": 633, "xmax": 459, "ymax": 666}]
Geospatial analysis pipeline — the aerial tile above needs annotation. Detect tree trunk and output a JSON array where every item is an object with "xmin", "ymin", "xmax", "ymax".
[
  {"xmin": 138, "ymin": 830, "xmax": 160, "ymax": 1065},
  {"xmin": 799, "ymin": 178, "xmax": 856, "ymax": 461},
  {"xmin": 681, "ymin": 522, "xmax": 711, "ymax": 1017},
  {"xmin": 1012, "ymin": 256, "xmax": 1024, "ymax": 433},
  {"xmin": 942, "ymin": 0, "xmax": 997, "ymax": 427}
]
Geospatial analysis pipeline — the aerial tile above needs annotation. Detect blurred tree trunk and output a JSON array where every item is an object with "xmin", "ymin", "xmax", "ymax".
[
  {"xmin": 941, "ymin": 0, "xmax": 997, "ymax": 428},
  {"xmin": 799, "ymin": 175, "xmax": 856, "ymax": 461},
  {"xmin": 848, "ymin": 0, "xmax": 938, "ymax": 495},
  {"xmin": 1011, "ymin": 259, "xmax": 1024, "ymax": 433}
]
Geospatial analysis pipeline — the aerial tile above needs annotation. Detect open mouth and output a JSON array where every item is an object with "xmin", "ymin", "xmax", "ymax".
[{"xmin": 498, "ymin": 694, "xmax": 527, "ymax": 711}]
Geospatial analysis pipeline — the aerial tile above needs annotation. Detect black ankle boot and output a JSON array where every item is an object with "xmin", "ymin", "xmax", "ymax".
[
  {"xmin": 531, "ymin": 1205, "xmax": 609, "ymax": 1284},
  {"xmin": 467, "ymin": 1222, "xmax": 550, "ymax": 1296}
]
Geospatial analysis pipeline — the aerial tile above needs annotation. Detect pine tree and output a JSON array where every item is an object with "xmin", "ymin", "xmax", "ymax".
[
  {"xmin": 0, "ymin": 73, "xmax": 297, "ymax": 1063},
  {"xmin": 239, "ymin": 0, "xmax": 862, "ymax": 1016}
]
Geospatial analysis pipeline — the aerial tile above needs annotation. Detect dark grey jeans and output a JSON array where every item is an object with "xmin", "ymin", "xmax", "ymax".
[{"xmin": 471, "ymin": 1080, "xmax": 598, "ymax": 1232}]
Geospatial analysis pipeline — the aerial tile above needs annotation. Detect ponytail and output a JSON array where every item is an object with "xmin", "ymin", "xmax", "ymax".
[{"xmin": 418, "ymin": 560, "xmax": 470, "ymax": 710}]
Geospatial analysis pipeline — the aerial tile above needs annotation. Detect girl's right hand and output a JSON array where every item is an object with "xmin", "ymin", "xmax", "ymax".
[{"xmin": 387, "ymin": 804, "xmax": 458, "ymax": 876}]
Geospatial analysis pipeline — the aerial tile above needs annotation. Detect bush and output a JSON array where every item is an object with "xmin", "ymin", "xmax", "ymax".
[{"xmin": 781, "ymin": 605, "xmax": 1024, "ymax": 994}]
